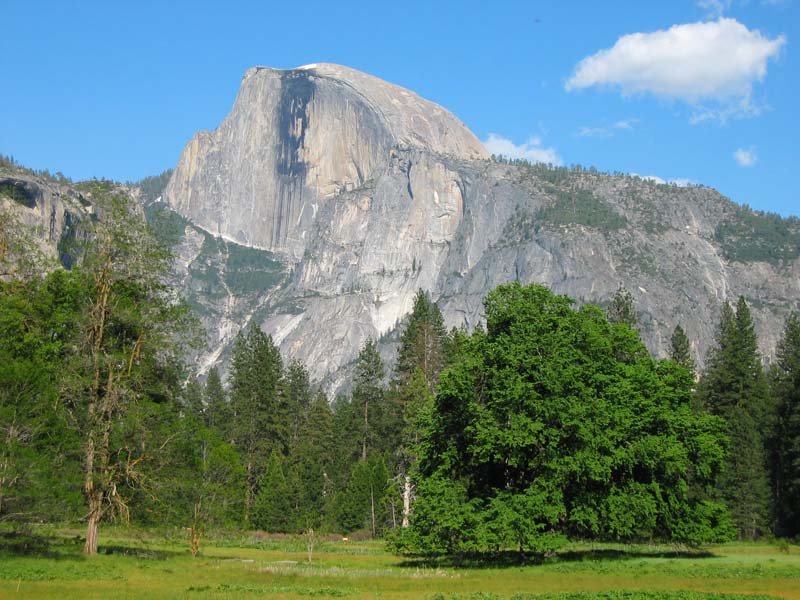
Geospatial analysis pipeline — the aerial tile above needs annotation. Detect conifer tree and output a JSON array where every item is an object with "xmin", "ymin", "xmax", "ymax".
[
  {"xmin": 670, "ymin": 324, "xmax": 696, "ymax": 378},
  {"xmin": 391, "ymin": 290, "xmax": 450, "ymax": 527},
  {"xmin": 351, "ymin": 339, "xmax": 389, "ymax": 461},
  {"xmin": 228, "ymin": 325, "xmax": 286, "ymax": 522},
  {"xmin": 394, "ymin": 290, "xmax": 448, "ymax": 392},
  {"xmin": 607, "ymin": 286, "xmax": 638, "ymax": 329},
  {"xmin": 771, "ymin": 312, "xmax": 800, "ymax": 536},
  {"xmin": 336, "ymin": 455, "xmax": 391, "ymax": 536},
  {"xmin": 203, "ymin": 367, "xmax": 230, "ymax": 438},
  {"xmin": 288, "ymin": 390, "xmax": 336, "ymax": 531},
  {"xmin": 252, "ymin": 449, "xmax": 291, "ymax": 532},
  {"xmin": 697, "ymin": 297, "xmax": 771, "ymax": 538}
]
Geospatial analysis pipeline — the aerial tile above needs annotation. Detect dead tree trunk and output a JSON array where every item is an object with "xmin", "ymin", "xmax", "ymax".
[{"xmin": 401, "ymin": 475, "xmax": 413, "ymax": 528}]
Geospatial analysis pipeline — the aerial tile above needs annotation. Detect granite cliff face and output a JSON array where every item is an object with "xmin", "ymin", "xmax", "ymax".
[
  {"xmin": 161, "ymin": 65, "xmax": 800, "ymax": 393},
  {"xmin": 0, "ymin": 169, "xmax": 92, "ymax": 268},
  {"xmin": 164, "ymin": 63, "xmax": 487, "ymax": 259}
]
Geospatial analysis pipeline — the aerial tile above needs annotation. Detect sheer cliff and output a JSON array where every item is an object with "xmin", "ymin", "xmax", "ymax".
[{"xmin": 162, "ymin": 65, "xmax": 800, "ymax": 391}]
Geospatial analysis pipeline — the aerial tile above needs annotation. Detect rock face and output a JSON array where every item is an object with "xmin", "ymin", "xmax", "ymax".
[
  {"xmin": 162, "ymin": 65, "xmax": 800, "ymax": 394},
  {"xmin": 0, "ymin": 170, "xmax": 92, "ymax": 268},
  {"xmin": 164, "ymin": 63, "xmax": 487, "ymax": 259}
]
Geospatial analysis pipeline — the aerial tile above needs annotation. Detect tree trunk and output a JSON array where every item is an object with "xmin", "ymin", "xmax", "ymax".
[
  {"xmin": 401, "ymin": 475, "xmax": 413, "ymax": 528},
  {"xmin": 84, "ymin": 493, "xmax": 102, "ymax": 555},
  {"xmin": 244, "ymin": 462, "xmax": 253, "ymax": 524},
  {"xmin": 362, "ymin": 400, "xmax": 369, "ymax": 461},
  {"xmin": 370, "ymin": 485, "xmax": 376, "ymax": 538},
  {"xmin": 190, "ymin": 502, "xmax": 202, "ymax": 557}
]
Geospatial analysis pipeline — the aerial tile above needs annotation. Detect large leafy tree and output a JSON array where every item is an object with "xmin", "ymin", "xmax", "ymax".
[
  {"xmin": 0, "ymin": 271, "xmax": 83, "ymax": 522},
  {"xmin": 400, "ymin": 283, "xmax": 730, "ymax": 556},
  {"xmin": 696, "ymin": 297, "xmax": 772, "ymax": 539},
  {"xmin": 62, "ymin": 182, "xmax": 191, "ymax": 554}
]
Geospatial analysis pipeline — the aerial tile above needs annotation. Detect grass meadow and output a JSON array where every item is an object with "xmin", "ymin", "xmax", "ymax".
[{"xmin": 1, "ymin": 528, "xmax": 799, "ymax": 599}]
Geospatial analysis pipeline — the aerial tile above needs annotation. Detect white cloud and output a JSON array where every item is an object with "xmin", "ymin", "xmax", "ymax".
[
  {"xmin": 733, "ymin": 147, "xmax": 758, "ymax": 166},
  {"xmin": 697, "ymin": 0, "xmax": 733, "ymax": 19},
  {"xmin": 565, "ymin": 18, "xmax": 785, "ymax": 123},
  {"xmin": 632, "ymin": 173, "xmax": 696, "ymax": 187},
  {"xmin": 577, "ymin": 118, "xmax": 638, "ymax": 138},
  {"xmin": 483, "ymin": 133, "xmax": 563, "ymax": 165}
]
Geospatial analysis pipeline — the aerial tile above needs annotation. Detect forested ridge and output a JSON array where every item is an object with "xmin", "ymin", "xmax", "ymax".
[{"xmin": 1, "ymin": 182, "xmax": 799, "ymax": 559}]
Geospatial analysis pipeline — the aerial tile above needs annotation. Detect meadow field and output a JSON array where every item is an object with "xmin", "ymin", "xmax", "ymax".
[{"xmin": 1, "ymin": 528, "xmax": 798, "ymax": 599}]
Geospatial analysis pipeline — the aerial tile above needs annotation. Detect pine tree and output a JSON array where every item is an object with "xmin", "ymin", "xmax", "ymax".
[
  {"xmin": 252, "ymin": 449, "xmax": 291, "ymax": 532},
  {"xmin": 228, "ymin": 325, "xmax": 286, "ymax": 523},
  {"xmin": 351, "ymin": 339, "xmax": 389, "ymax": 461},
  {"xmin": 697, "ymin": 297, "xmax": 771, "ymax": 539},
  {"xmin": 390, "ymin": 291, "xmax": 450, "ymax": 528},
  {"xmin": 284, "ymin": 360, "xmax": 314, "ymax": 452},
  {"xmin": 204, "ymin": 367, "xmax": 231, "ymax": 439},
  {"xmin": 772, "ymin": 312, "xmax": 800, "ymax": 537},
  {"xmin": 607, "ymin": 286, "xmax": 638, "ymax": 329},
  {"xmin": 670, "ymin": 324, "xmax": 696, "ymax": 378},
  {"xmin": 288, "ymin": 390, "xmax": 336, "ymax": 531},
  {"xmin": 394, "ymin": 290, "xmax": 448, "ymax": 392},
  {"xmin": 336, "ymin": 455, "xmax": 391, "ymax": 536}
]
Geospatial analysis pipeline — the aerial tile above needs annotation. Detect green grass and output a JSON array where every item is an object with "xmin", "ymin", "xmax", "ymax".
[{"xmin": 1, "ymin": 529, "xmax": 799, "ymax": 599}]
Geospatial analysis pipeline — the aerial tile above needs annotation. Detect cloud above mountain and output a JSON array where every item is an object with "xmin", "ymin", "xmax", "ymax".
[
  {"xmin": 565, "ymin": 18, "xmax": 785, "ymax": 123},
  {"xmin": 483, "ymin": 134, "xmax": 563, "ymax": 165}
]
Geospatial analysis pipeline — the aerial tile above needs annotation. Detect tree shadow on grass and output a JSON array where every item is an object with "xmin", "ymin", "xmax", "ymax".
[
  {"xmin": 97, "ymin": 545, "xmax": 181, "ymax": 560},
  {"xmin": 397, "ymin": 547, "xmax": 717, "ymax": 570},
  {"xmin": 0, "ymin": 531, "xmax": 183, "ymax": 561},
  {"xmin": 0, "ymin": 530, "xmax": 84, "ymax": 560}
]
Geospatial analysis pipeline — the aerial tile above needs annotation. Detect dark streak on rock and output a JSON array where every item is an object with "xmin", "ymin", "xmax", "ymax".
[{"xmin": 276, "ymin": 71, "xmax": 315, "ymax": 179}]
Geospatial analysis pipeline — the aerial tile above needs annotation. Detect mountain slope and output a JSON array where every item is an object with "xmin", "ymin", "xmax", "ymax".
[{"xmin": 161, "ymin": 65, "xmax": 799, "ymax": 393}]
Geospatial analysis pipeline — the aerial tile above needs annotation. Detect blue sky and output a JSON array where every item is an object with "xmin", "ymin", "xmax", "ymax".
[{"xmin": 1, "ymin": 0, "xmax": 797, "ymax": 216}]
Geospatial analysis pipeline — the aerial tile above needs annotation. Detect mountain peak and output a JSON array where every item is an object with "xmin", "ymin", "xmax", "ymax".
[{"xmin": 166, "ymin": 62, "xmax": 487, "ymax": 255}]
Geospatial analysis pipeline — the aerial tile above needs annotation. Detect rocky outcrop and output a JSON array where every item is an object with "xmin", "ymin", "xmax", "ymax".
[
  {"xmin": 162, "ymin": 64, "xmax": 800, "ymax": 394},
  {"xmin": 0, "ymin": 170, "xmax": 92, "ymax": 267},
  {"xmin": 164, "ymin": 64, "xmax": 487, "ymax": 259}
]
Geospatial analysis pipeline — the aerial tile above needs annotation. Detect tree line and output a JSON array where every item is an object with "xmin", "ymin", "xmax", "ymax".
[{"xmin": 1, "ymin": 186, "xmax": 799, "ymax": 557}]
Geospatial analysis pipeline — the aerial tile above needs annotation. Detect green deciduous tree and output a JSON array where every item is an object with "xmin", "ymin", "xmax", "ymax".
[
  {"xmin": 399, "ymin": 283, "xmax": 731, "ymax": 556},
  {"xmin": 63, "ymin": 183, "xmax": 191, "ymax": 554}
]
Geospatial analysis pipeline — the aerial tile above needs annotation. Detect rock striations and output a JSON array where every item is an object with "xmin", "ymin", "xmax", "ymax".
[
  {"xmin": 164, "ymin": 63, "xmax": 487, "ymax": 259},
  {"xmin": 157, "ymin": 64, "xmax": 800, "ymax": 393}
]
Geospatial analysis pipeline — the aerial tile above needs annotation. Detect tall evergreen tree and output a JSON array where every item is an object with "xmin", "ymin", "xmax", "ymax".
[
  {"xmin": 288, "ymin": 390, "xmax": 336, "ymax": 531},
  {"xmin": 607, "ymin": 286, "xmax": 638, "ymax": 329},
  {"xmin": 203, "ymin": 367, "xmax": 231, "ymax": 438},
  {"xmin": 771, "ymin": 312, "xmax": 800, "ymax": 537},
  {"xmin": 336, "ymin": 455, "xmax": 391, "ymax": 536},
  {"xmin": 252, "ymin": 449, "xmax": 291, "ymax": 532},
  {"xmin": 228, "ymin": 325, "xmax": 286, "ymax": 523},
  {"xmin": 63, "ymin": 183, "xmax": 192, "ymax": 554},
  {"xmin": 284, "ymin": 360, "xmax": 314, "ymax": 452},
  {"xmin": 391, "ymin": 290, "xmax": 450, "ymax": 528},
  {"xmin": 697, "ymin": 297, "xmax": 771, "ymax": 539},
  {"xmin": 351, "ymin": 339, "xmax": 390, "ymax": 461},
  {"xmin": 670, "ymin": 324, "xmax": 696, "ymax": 378},
  {"xmin": 394, "ymin": 290, "xmax": 448, "ymax": 392}
]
